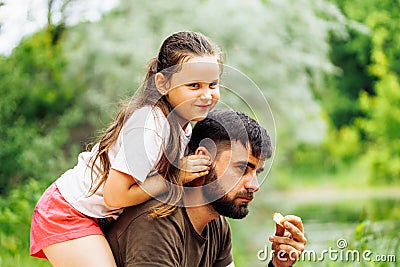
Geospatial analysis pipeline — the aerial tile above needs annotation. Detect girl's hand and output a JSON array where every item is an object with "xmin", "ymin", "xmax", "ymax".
[
  {"xmin": 268, "ymin": 215, "xmax": 307, "ymax": 267},
  {"xmin": 179, "ymin": 154, "xmax": 211, "ymax": 184}
]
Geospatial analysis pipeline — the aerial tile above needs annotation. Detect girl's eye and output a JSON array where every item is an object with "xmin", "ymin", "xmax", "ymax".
[
  {"xmin": 209, "ymin": 82, "xmax": 218, "ymax": 89},
  {"xmin": 188, "ymin": 83, "xmax": 200, "ymax": 88}
]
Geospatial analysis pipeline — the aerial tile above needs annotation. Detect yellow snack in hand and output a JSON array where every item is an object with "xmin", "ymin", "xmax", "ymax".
[{"xmin": 272, "ymin": 212, "xmax": 286, "ymax": 227}]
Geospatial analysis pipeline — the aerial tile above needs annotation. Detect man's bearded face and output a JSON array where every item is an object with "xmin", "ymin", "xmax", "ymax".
[{"xmin": 202, "ymin": 165, "xmax": 253, "ymax": 219}]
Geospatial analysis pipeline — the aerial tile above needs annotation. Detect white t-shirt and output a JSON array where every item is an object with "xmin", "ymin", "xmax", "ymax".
[{"xmin": 56, "ymin": 106, "xmax": 192, "ymax": 219}]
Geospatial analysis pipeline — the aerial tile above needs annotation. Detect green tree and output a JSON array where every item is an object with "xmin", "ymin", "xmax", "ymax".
[
  {"xmin": 62, "ymin": 0, "xmax": 348, "ymax": 165},
  {"xmin": 324, "ymin": 0, "xmax": 400, "ymax": 183},
  {"xmin": 321, "ymin": 0, "xmax": 377, "ymax": 130},
  {"xmin": 0, "ymin": 26, "xmax": 87, "ymax": 267},
  {"xmin": 358, "ymin": 0, "xmax": 400, "ymax": 183},
  {"xmin": 0, "ymin": 27, "xmax": 83, "ymax": 193}
]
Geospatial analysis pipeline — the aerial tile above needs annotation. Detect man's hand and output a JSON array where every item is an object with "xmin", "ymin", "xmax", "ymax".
[
  {"xmin": 179, "ymin": 154, "xmax": 211, "ymax": 184},
  {"xmin": 268, "ymin": 215, "xmax": 306, "ymax": 267}
]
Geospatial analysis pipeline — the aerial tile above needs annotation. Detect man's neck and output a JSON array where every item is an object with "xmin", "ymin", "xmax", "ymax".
[
  {"xmin": 183, "ymin": 190, "xmax": 220, "ymax": 234},
  {"xmin": 184, "ymin": 204, "xmax": 220, "ymax": 234}
]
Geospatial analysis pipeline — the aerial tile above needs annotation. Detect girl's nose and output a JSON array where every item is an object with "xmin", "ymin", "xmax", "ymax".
[{"xmin": 200, "ymin": 88, "xmax": 212, "ymax": 100}]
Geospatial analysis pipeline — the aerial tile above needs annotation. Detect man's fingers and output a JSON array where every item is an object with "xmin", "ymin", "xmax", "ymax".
[
  {"xmin": 269, "ymin": 235, "xmax": 305, "ymax": 252},
  {"xmin": 282, "ymin": 220, "xmax": 307, "ymax": 244},
  {"xmin": 270, "ymin": 214, "xmax": 307, "ymax": 265},
  {"xmin": 284, "ymin": 215, "xmax": 304, "ymax": 233}
]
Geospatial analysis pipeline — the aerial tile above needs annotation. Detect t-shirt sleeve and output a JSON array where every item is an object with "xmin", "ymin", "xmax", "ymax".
[
  {"xmin": 111, "ymin": 107, "xmax": 167, "ymax": 183},
  {"xmin": 112, "ymin": 127, "xmax": 163, "ymax": 183},
  {"xmin": 120, "ymin": 209, "xmax": 184, "ymax": 266},
  {"xmin": 213, "ymin": 217, "xmax": 234, "ymax": 267}
]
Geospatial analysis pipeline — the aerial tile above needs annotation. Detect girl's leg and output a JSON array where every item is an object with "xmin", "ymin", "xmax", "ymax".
[{"xmin": 43, "ymin": 235, "xmax": 116, "ymax": 267}]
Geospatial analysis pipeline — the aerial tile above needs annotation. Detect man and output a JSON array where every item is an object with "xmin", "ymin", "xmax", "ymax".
[{"xmin": 106, "ymin": 109, "xmax": 306, "ymax": 267}]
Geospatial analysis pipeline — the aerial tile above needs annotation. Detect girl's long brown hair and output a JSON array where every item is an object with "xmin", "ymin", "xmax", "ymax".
[{"xmin": 89, "ymin": 31, "xmax": 223, "ymax": 217}]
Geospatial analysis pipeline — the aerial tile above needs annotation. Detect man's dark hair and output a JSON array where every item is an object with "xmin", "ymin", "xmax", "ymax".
[{"xmin": 187, "ymin": 109, "xmax": 272, "ymax": 159}]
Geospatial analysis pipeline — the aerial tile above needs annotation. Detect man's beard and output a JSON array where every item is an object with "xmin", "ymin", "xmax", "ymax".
[
  {"xmin": 211, "ymin": 192, "xmax": 252, "ymax": 219},
  {"xmin": 202, "ymin": 166, "xmax": 253, "ymax": 219}
]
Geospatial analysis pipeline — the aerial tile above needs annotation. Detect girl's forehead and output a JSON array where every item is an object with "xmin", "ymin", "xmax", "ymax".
[
  {"xmin": 171, "ymin": 56, "xmax": 220, "ymax": 84},
  {"xmin": 185, "ymin": 55, "xmax": 219, "ymax": 64}
]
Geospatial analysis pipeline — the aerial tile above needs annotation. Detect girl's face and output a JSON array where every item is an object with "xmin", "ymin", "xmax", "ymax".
[{"xmin": 158, "ymin": 55, "xmax": 221, "ymax": 129}]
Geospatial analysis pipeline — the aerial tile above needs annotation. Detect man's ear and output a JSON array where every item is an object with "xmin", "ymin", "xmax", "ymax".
[
  {"xmin": 195, "ymin": 146, "xmax": 213, "ymax": 160},
  {"xmin": 197, "ymin": 138, "xmax": 217, "ymax": 160},
  {"xmin": 155, "ymin": 73, "xmax": 168, "ymax": 95}
]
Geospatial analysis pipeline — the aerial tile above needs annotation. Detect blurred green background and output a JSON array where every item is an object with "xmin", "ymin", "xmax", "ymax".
[{"xmin": 0, "ymin": 0, "xmax": 399, "ymax": 266}]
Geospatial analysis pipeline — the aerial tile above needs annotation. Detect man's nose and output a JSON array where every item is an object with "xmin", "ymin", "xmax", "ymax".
[{"xmin": 244, "ymin": 173, "xmax": 259, "ymax": 192}]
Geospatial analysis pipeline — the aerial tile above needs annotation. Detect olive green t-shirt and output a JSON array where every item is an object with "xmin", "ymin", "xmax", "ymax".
[{"xmin": 106, "ymin": 199, "xmax": 233, "ymax": 267}]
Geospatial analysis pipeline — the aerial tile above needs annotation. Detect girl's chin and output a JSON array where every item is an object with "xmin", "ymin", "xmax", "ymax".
[{"xmin": 191, "ymin": 115, "xmax": 208, "ymax": 121}]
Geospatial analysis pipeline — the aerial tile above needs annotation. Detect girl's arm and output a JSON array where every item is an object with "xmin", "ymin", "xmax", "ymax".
[
  {"xmin": 104, "ymin": 154, "xmax": 211, "ymax": 208},
  {"xmin": 103, "ymin": 169, "xmax": 167, "ymax": 208}
]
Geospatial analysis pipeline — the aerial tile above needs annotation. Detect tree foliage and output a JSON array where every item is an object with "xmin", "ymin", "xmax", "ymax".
[
  {"xmin": 323, "ymin": 0, "xmax": 400, "ymax": 183},
  {"xmin": 0, "ymin": 26, "xmax": 85, "ymax": 267},
  {"xmin": 0, "ymin": 27, "xmax": 84, "ymax": 193},
  {"xmin": 357, "ymin": 0, "xmax": 400, "ymax": 183},
  {"xmin": 62, "ymin": 0, "xmax": 347, "ymax": 162}
]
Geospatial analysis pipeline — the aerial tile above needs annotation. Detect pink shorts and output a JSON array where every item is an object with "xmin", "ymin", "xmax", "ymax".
[{"xmin": 30, "ymin": 182, "xmax": 104, "ymax": 259}]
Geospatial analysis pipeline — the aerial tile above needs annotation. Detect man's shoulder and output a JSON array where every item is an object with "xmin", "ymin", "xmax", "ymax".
[
  {"xmin": 106, "ymin": 200, "xmax": 188, "ymax": 266},
  {"xmin": 106, "ymin": 204, "xmax": 233, "ymax": 267},
  {"xmin": 107, "ymin": 199, "xmax": 185, "ymax": 238}
]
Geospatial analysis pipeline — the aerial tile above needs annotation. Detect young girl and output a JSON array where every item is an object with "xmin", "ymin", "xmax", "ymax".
[{"xmin": 30, "ymin": 31, "xmax": 223, "ymax": 266}]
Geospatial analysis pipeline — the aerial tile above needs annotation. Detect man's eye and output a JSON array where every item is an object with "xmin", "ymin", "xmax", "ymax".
[{"xmin": 238, "ymin": 166, "xmax": 247, "ymax": 172}]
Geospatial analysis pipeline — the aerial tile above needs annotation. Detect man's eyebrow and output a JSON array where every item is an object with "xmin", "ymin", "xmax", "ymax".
[
  {"xmin": 236, "ymin": 161, "xmax": 256, "ymax": 169},
  {"xmin": 236, "ymin": 160, "xmax": 264, "ymax": 173}
]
